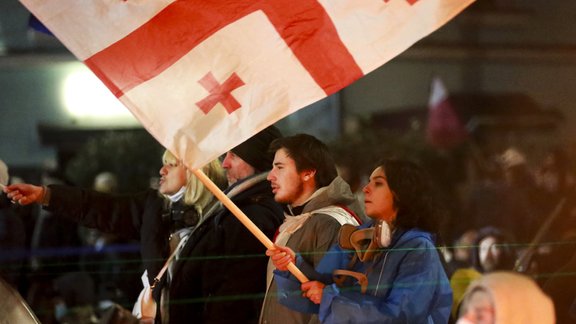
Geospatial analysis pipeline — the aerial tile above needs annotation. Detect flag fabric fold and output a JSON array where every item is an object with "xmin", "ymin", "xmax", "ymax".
[{"xmin": 20, "ymin": 0, "xmax": 474, "ymax": 169}]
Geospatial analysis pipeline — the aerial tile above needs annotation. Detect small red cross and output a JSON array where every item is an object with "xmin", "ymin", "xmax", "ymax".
[{"xmin": 195, "ymin": 72, "xmax": 245, "ymax": 114}]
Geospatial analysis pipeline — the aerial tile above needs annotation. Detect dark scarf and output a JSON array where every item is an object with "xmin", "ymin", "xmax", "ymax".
[
  {"xmin": 284, "ymin": 202, "xmax": 308, "ymax": 216},
  {"xmin": 163, "ymin": 199, "xmax": 200, "ymax": 233}
]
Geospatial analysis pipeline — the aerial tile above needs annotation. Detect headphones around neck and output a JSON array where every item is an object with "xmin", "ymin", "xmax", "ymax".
[{"xmin": 338, "ymin": 220, "xmax": 392, "ymax": 262}]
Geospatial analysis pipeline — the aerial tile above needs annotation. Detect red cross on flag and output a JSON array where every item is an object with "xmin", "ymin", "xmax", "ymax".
[{"xmin": 20, "ymin": 0, "xmax": 474, "ymax": 169}]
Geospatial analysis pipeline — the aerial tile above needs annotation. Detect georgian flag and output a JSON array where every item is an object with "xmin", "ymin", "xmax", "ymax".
[
  {"xmin": 20, "ymin": 0, "xmax": 474, "ymax": 169},
  {"xmin": 426, "ymin": 76, "xmax": 469, "ymax": 149}
]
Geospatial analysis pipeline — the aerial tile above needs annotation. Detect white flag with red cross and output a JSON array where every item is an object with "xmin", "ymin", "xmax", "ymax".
[{"xmin": 20, "ymin": 0, "xmax": 474, "ymax": 169}]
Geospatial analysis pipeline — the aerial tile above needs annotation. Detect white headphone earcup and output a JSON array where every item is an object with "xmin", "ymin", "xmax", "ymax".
[{"xmin": 377, "ymin": 221, "xmax": 391, "ymax": 248}]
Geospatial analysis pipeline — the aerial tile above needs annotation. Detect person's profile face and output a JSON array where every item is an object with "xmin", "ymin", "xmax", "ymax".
[
  {"xmin": 267, "ymin": 148, "xmax": 308, "ymax": 206},
  {"xmin": 221, "ymin": 151, "xmax": 255, "ymax": 185},
  {"xmin": 362, "ymin": 166, "xmax": 397, "ymax": 223},
  {"xmin": 158, "ymin": 160, "xmax": 187, "ymax": 195},
  {"xmin": 457, "ymin": 288, "xmax": 495, "ymax": 324}
]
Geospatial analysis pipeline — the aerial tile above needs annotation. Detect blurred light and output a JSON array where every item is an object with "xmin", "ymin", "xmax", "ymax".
[{"xmin": 62, "ymin": 66, "xmax": 134, "ymax": 120}]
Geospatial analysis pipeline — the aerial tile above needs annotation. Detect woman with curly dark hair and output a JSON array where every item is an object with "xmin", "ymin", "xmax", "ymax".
[{"xmin": 267, "ymin": 159, "xmax": 452, "ymax": 323}]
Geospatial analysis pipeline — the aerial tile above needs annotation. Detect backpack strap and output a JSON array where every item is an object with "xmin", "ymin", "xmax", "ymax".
[
  {"xmin": 336, "ymin": 203, "xmax": 363, "ymax": 225},
  {"xmin": 313, "ymin": 205, "xmax": 360, "ymax": 226},
  {"xmin": 333, "ymin": 269, "xmax": 369, "ymax": 294}
]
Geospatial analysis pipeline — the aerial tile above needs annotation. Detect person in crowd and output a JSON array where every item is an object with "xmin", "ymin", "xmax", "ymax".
[
  {"xmin": 497, "ymin": 147, "xmax": 541, "ymax": 243},
  {"xmin": 445, "ymin": 229, "xmax": 478, "ymax": 277},
  {"xmin": 26, "ymin": 171, "xmax": 83, "ymax": 324},
  {"xmin": 3, "ymin": 148, "xmax": 227, "ymax": 323},
  {"xmin": 457, "ymin": 271, "xmax": 555, "ymax": 324},
  {"xmin": 163, "ymin": 125, "xmax": 285, "ymax": 324},
  {"xmin": 260, "ymin": 134, "xmax": 362, "ymax": 324},
  {"xmin": 450, "ymin": 266, "xmax": 482, "ymax": 324},
  {"xmin": 446, "ymin": 229, "xmax": 480, "ymax": 321},
  {"xmin": 268, "ymin": 159, "xmax": 452, "ymax": 323},
  {"xmin": 466, "ymin": 148, "xmax": 537, "ymax": 245},
  {"xmin": 531, "ymin": 148, "xmax": 576, "ymax": 280},
  {"xmin": 0, "ymin": 159, "xmax": 26, "ymax": 288},
  {"xmin": 534, "ymin": 147, "xmax": 575, "ymax": 202},
  {"xmin": 79, "ymin": 171, "xmax": 142, "ymax": 313},
  {"xmin": 0, "ymin": 158, "xmax": 7, "ymax": 187},
  {"xmin": 470, "ymin": 226, "xmax": 517, "ymax": 274},
  {"xmin": 52, "ymin": 271, "xmax": 99, "ymax": 324},
  {"xmin": 449, "ymin": 226, "xmax": 517, "ymax": 321}
]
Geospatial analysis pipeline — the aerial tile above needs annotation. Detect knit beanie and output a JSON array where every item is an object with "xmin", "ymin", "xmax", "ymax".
[
  {"xmin": 0, "ymin": 159, "xmax": 8, "ymax": 185},
  {"xmin": 231, "ymin": 126, "xmax": 282, "ymax": 172}
]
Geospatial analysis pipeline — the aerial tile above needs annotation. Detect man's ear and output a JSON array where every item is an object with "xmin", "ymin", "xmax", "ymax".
[{"xmin": 302, "ymin": 170, "xmax": 316, "ymax": 181}]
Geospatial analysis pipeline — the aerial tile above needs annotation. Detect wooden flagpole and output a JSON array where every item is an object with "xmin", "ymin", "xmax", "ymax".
[
  {"xmin": 192, "ymin": 168, "xmax": 309, "ymax": 283},
  {"xmin": 514, "ymin": 197, "xmax": 567, "ymax": 273}
]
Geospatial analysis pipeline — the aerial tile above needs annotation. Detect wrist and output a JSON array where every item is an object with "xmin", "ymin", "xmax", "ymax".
[{"xmin": 40, "ymin": 185, "xmax": 51, "ymax": 206}]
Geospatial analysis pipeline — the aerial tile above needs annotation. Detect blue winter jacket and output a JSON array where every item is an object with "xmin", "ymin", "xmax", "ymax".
[{"xmin": 274, "ymin": 222, "xmax": 452, "ymax": 324}]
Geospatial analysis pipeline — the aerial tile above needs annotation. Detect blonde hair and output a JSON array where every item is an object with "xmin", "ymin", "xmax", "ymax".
[{"xmin": 162, "ymin": 150, "xmax": 227, "ymax": 217}]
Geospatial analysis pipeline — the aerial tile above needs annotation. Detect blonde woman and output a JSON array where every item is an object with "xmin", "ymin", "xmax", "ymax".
[{"xmin": 160, "ymin": 150, "xmax": 226, "ymax": 235}]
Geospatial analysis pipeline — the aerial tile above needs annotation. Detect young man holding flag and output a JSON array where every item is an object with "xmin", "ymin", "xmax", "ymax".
[{"xmin": 261, "ymin": 134, "xmax": 362, "ymax": 324}]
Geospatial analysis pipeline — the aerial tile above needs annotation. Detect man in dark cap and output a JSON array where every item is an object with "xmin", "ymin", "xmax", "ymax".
[
  {"xmin": 224, "ymin": 125, "xmax": 283, "ymax": 185},
  {"xmin": 162, "ymin": 125, "xmax": 285, "ymax": 324}
]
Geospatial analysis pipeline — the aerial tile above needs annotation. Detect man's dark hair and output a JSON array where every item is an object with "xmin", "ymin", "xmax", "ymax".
[{"xmin": 269, "ymin": 134, "xmax": 337, "ymax": 188}]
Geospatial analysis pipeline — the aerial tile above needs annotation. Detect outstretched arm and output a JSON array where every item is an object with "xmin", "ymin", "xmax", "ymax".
[
  {"xmin": 5, "ymin": 183, "xmax": 158, "ymax": 240},
  {"xmin": 4, "ymin": 183, "xmax": 47, "ymax": 205}
]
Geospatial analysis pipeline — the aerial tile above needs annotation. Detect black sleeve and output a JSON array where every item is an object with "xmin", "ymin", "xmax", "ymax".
[
  {"xmin": 45, "ymin": 184, "xmax": 161, "ymax": 240},
  {"xmin": 201, "ymin": 204, "xmax": 282, "ymax": 324}
]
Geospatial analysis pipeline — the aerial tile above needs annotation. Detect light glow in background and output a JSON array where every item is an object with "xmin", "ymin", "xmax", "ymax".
[{"xmin": 62, "ymin": 65, "xmax": 138, "ymax": 125}]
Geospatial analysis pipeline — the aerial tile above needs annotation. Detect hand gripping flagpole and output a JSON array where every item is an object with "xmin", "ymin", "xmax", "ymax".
[{"xmin": 192, "ymin": 168, "xmax": 309, "ymax": 283}]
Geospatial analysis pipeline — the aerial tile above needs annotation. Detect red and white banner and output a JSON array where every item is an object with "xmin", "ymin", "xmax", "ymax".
[
  {"xmin": 426, "ymin": 76, "xmax": 469, "ymax": 149},
  {"xmin": 20, "ymin": 0, "xmax": 474, "ymax": 169}
]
